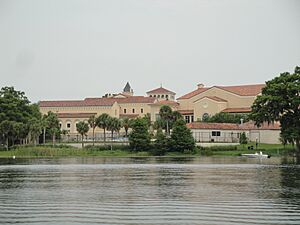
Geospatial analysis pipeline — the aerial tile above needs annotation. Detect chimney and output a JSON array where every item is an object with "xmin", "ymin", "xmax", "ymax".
[{"xmin": 197, "ymin": 83, "xmax": 204, "ymax": 89}]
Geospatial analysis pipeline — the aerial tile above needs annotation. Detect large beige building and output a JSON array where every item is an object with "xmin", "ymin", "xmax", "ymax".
[
  {"xmin": 39, "ymin": 82, "xmax": 266, "ymax": 136},
  {"xmin": 177, "ymin": 83, "xmax": 265, "ymax": 123},
  {"xmin": 39, "ymin": 83, "xmax": 178, "ymax": 135}
]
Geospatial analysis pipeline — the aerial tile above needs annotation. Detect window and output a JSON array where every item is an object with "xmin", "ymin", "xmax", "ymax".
[
  {"xmin": 59, "ymin": 123, "xmax": 62, "ymax": 128},
  {"xmin": 166, "ymin": 94, "xmax": 169, "ymax": 99},
  {"xmin": 132, "ymin": 108, "xmax": 135, "ymax": 113},
  {"xmin": 67, "ymin": 123, "xmax": 71, "ymax": 129},
  {"xmin": 141, "ymin": 108, "xmax": 144, "ymax": 113},
  {"xmin": 157, "ymin": 95, "xmax": 160, "ymax": 98},
  {"xmin": 154, "ymin": 95, "xmax": 156, "ymax": 97},
  {"xmin": 212, "ymin": 131, "xmax": 221, "ymax": 137},
  {"xmin": 150, "ymin": 95, "xmax": 152, "ymax": 97},
  {"xmin": 161, "ymin": 95, "xmax": 164, "ymax": 98},
  {"xmin": 191, "ymin": 116, "xmax": 194, "ymax": 123},
  {"xmin": 124, "ymin": 109, "xmax": 127, "ymax": 114},
  {"xmin": 202, "ymin": 113, "xmax": 209, "ymax": 121},
  {"xmin": 185, "ymin": 116, "xmax": 190, "ymax": 123}
]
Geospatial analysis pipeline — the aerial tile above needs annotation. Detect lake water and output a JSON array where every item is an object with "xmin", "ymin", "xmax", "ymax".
[{"xmin": 0, "ymin": 157, "xmax": 299, "ymax": 225}]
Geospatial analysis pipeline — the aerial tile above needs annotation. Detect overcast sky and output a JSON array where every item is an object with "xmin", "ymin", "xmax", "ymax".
[{"xmin": 0, "ymin": 0, "xmax": 299, "ymax": 102}]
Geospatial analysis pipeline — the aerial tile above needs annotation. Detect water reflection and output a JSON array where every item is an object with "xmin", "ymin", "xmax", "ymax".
[{"xmin": 0, "ymin": 157, "xmax": 300, "ymax": 225}]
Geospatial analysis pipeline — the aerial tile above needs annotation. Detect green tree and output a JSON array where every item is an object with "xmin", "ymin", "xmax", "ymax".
[
  {"xmin": 121, "ymin": 117, "xmax": 132, "ymax": 137},
  {"xmin": 96, "ymin": 113, "xmax": 111, "ymax": 144},
  {"xmin": 129, "ymin": 118, "xmax": 151, "ymax": 151},
  {"xmin": 76, "ymin": 121, "xmax": 89, "ymax": 148},
  {"xmin": 0, "ymin": 120, "xmax": 15, "ymax": 150},
  {"xmin": 107, "ymin": 117, "xmax": 121, "ymax": 141},
  {"xmin": 203, "ymin": 112, "xmax": 249, "ymax": 124},
  {"xmin": 153, "ymin": 128, "xmax": 170, "ymax": 155},
  {"xmin": 170, "ymin": 119, "xmax": 195, "ymax": 152},
  {"xmin": 46, "ymin": 111, "xmax": 60, "ymax": 146},
  {"xmin": 28, "ymin": 118, "xmax": 42, "ymax": 146},
  {"xmin": 251, "ymin": 67, "xmax": 300, "ymax": 154},
  {"xmin": 239, "ymin": 132, "xmax": 248, "ymax": 145},
  {"xmin": 88, "ymin": 115, "xmax": 97, "ymax": 146},
  {"xmin": 41, "ymin": 114, "xmax": 48, "ymax": 144},
  {"xmin": 159, "ymin": 105, "xmax": 173, "ymax": 135}
]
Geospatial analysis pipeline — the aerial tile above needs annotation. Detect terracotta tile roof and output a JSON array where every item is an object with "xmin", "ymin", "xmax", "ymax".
[
  {"xmin": 194, "ymin": 96, "xmax": 227, "ymax": 103},
  {"xmin": 151, "ymin": 100, "xmax": 179, "ymax": 106},
  {"xmin": 222, "ymin": 107, "xmax": 252, "ymax": 113},
  {"xmin": 57, "ymin": 113, "xmax": 96, "ymax": 118},
  {"xmin": 187, "ymin": 121, "xmax": 280, "ymax": 130},
  {"xmin": 39, "ymin": 96, "xmax": 156, "ymax": 107},
  {"xmin": 147, "ymin": 87, "xmax": 175, "ymax": 95},
  {"xmin": 177, "ymin": 87, "xmax": 211, "ymax": 100},
  {"xmin": 241, "ymin": 121, "xmax": 281, "ymax": 130},
  {"xmin": 216, "ymin": 84, "xmax": 265, "ymax": 96},
  {"xmin": 178, "ymin": 110, "xmax": 194, "ymax": 115},
  {"xmin": 178, "ymin": 84, "xmax": 265, "ymax": 100},
  {"xmin": 187, "ymin": 122, "xmax": 239, "ymax": 130}
]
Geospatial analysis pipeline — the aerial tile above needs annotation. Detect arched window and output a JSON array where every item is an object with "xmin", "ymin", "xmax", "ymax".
[{"xmin": 202, "ymin": 113, "xmax": 209, "ymax": 121}]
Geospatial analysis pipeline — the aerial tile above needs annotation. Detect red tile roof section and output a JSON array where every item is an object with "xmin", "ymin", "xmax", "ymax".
[
  {"xmin": 194, "ymin": 96, "xmax": 227, "ymax": 103},
  {"xmin": 147, "ymin": 87, "xmax": 175, "ymax": 95},
  {"xmin": 178, "ymin": 84, "xmax": 265, "ymax": 100},
  {"xmin": 57, "ymin": 113, "xmax": 96, "ymax": 118},
  {"xmin": 187, "ymin": 121, "xmax": 280, "ymax": 130},
  {"xmin": 177, "ymin": 87, "xmax": 211, "ymax": 100},
  {"xmin": 222, "ymin": 107, "xmax": 252, "ymax": 113},
  {"xmin": 39, "ymin": 96, "xmax": 156, "ymax": 107}
]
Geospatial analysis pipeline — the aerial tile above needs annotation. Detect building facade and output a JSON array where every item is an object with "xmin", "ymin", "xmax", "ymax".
[
  {"xmin": 39, "ymin": 83, "xmax": 178, "ymax": 135},
  {"xmin": 177, "ymin": 83, "xmax": 265, "ymax": 123}
]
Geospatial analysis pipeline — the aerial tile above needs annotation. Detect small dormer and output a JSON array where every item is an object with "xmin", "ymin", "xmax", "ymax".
[{"xmin": 146, "ymin": 86, "xmax": 176, "ymax": 101}]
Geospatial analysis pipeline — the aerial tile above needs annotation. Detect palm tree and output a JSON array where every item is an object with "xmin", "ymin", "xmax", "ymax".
[
  {"xmin": 41, "ymin": 114, "xmax": 48, "ymax": 144},
  {"xmin": 29, "ymin": 118, "xmax": 42, "ymax": 146},
  {"xmin": 46, "ymin": 112, "xmax": 60, "ymax": 146},
  {"xmin": 108, "ymin": 117, "xmax": 121, "ymax": 141},
  {"xmin": 96, "ymin": 113, "xmax": 111, "ymax": 144},
  {"xmin": 88, "ymin": 115, "xmax": 97, "ymax": 146},
  {"xmin": 122, "ymin": 118, "xmax": 131, "ymax": 137},
  {"xmin": 159, "ymin": 105, "xmax": 173, "ymax": 135},
  {"xmin": 76, "ymin": 121, "xmax": 89, "ymax": 148}
]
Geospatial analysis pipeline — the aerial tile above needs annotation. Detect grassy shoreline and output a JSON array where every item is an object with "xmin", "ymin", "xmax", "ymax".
[{"xmin": 0, "ymin": 143, "xmax": 295, "ymax": 158}]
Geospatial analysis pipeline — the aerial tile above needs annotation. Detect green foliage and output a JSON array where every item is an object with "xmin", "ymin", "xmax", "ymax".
[
  {"xmin": 88, "ymin": 115, "xmax": 97, "ymax": 145},
  {"xmin": 0, "ymin": 87, "xmax": 42, "ymax": 148},
  {"xmin": 107, "ymin": 117, "xmax": 121, "ymax": 139},
  {"xmin": 76, "ymin": 121, "xmax": 89, "ymax": 148},
  {"xmin": 170, "ymin": 119, "xmax": 195, "ymax": 152},
  {"xmin": 239, "ymin": 132, "xmax": 248, "ymax": 144},
  {"xmin": 129, "ymin": 118, "xmax": 151, "ymax": 151},
  {"xmin": 203, "ymin": 112, "xmax": 250, "ymax": 124},
  {"xmin": 152, "ymin": 128, "xmax": 170, "ymax": 155},
  {"xmin": 96, "ymin": 113, "xmax": 111, "ymax": 143},
  {"xmin": 121, "ymin": 117, "xmax": 132, "ymax": 137},
  {"xmin": 251, "ymin": 66, "xmax": 300, "ymax": 152}
]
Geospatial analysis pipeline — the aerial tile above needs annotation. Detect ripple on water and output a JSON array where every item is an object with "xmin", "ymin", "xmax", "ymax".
[{"xmin": 0, "ymin": 158, "xmax": 300, "ymax": 225}]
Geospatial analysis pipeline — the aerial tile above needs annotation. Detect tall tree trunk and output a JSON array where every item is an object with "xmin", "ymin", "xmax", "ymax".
[
  {"xmin": 125, "ymin": 128, "xmax": 128, "ymax": 137},
  {"xmin": 103, "ymin": 128, "xmax": 106, "ymax": 144},
  {"xmin": 92, "ymin": 128, "xmax": 95, "ymax": 146},
  {"xmin": 82, "ymin": 134, "xmax": 84, "ymax": 148},
  {"xmin": 6, "ymin": 137, "xmax": 8, "ymax": 151},
  {"xmin": 111, "ymin": 130, "xmax": 114, "ymax": 141},
  {"xmin": 166, "ymin": 120, "xmax": 169, "ymax": 135},
  {"xmin": 43, "ymin": 127, "xmax": 46, "ymax": 144}
]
